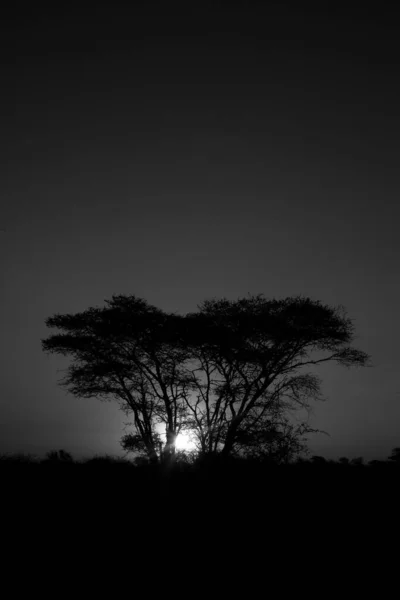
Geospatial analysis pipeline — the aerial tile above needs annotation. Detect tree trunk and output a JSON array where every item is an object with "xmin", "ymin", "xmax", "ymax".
[
  {"xmin": 147, "ymin": 446, "xmax": 159, "ymax": 464},
  {"xmin": 162, "ymin": 428, "xmax": 176, "ymax": 465},
  {"xmin": 221, "ymin": 418, "xmax": 242, "ymax": 456},
  {"xmin": 221, "ymin": 430, "xmax": 236, "ymax": 457}
]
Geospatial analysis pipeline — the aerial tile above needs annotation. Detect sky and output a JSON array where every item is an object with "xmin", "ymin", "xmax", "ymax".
[{"xmin": 1, "ymin": 2, "xmax": 399, "ymax": 461}]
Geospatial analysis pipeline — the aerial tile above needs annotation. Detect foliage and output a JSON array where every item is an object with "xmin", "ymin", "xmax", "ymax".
[
  {"xmin": 42, "ymin": 293, "xmax": 371, "ymax": 464},
  {"xmin": 83, "ymin": 455, "xmax": 133, "ymax": 467},
  {"xmin": 42, "ymin": 295, "xmax": 193, "ymax": 464},
  {"xmin": 233, "ymin": 418, "xmax": 316, "ymax": 463},
  {"xmin": 0, "ymin": 453, "xmax": 37, "ymax": 464},
  {"xmin": 180, "ymin": 294, "xmax": 370, "ymax": 458},
  {"xmin": 45, "ymin": 449, "xmax": 74, "ymax": 462},
  {"xmin": 388, "ymin": 447, "xmax": 400, "ymax": 462}
]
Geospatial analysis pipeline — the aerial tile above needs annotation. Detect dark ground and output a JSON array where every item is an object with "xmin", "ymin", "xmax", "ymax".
[{"xmin": 1, "ymin": 454, "xmax": 395, "ymax": 579}]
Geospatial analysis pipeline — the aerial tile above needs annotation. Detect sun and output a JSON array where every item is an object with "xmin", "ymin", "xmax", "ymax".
[{"xmin": 175, "ymin": 432, "xmax": 197, "ymax": 452}]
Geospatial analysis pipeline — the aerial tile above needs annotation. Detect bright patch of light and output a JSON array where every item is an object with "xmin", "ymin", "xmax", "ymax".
[{"xmin": 175, "ymin": 433, "xmax": 197, "ymax": 452}]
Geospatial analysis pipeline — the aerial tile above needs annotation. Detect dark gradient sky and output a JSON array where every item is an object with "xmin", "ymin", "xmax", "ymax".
[{"xmin": 1, "ymin": 3, "xmax": 399, "ymax": 460}]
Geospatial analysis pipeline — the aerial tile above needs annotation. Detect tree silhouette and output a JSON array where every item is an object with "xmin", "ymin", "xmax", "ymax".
[
  {"xmin": 181, "ymin": 294, "xmax": 371, "ymax": 458},
  {"xmin": 42, "ymin": 293, "xmax": 370, "ymax": 464},
  {"xmin": 42, "ymin": 295, "xmax": 194, "ymax": 464}
]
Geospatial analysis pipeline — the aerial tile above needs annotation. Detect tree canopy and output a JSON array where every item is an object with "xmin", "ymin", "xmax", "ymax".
[{"xmin": 42, "ymin": 293, "xmax": 371, "ymax": 464}]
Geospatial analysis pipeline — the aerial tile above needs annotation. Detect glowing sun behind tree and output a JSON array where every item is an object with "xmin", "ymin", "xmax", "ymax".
[{"xmin": 175, "ymin": 432, "xmax": 197, "ymax": 452}]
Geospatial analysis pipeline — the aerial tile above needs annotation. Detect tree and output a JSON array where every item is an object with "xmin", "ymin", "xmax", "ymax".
[
  {"xmin": 42, "ymin": 295, "xmax": 194, "ymax": 465},
  {"xmin": 42, "ymin": 293, "xmax": 371, "ymax": 464},
  {"xmin": 179, "ymin": 294, "xmax": 371, "ymax": 459}
]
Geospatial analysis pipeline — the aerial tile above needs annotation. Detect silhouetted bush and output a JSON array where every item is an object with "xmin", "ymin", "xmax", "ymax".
[
  {"xmin": 311, "ymin": 455, "xmax": 327, "ymax": 465},
  {"xmin": 83, "ymin": 455, "xmax": 134, "ymax": 468},
  {"xmin": 44, "ymin": 449, "xmax": 74, "ymax": 463},
  {"xmin": 2, "ymin": 448, "xmax": 400, "ymax": 521},
  {"xmin": 0, "ymin": 453, "xmax": 37, "ymax": 464},
  {"xmin": 388, "ymin": 447, "xmax": 400, "ymax": 463}
]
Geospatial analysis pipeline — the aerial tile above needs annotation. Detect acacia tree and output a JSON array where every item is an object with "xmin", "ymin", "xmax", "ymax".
[
  {"xmin": 42, "ymin": 293, "xmax": 371, "ymax": 465},
  {"xmin": 179, "ymin": 294, "xmax": 371, "ymax": 460},
  {"xmin": 41, "ymin": 295, "xmax": 194, "ymax": 464}
]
